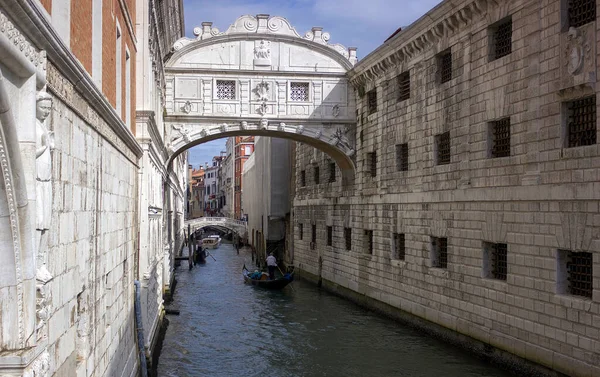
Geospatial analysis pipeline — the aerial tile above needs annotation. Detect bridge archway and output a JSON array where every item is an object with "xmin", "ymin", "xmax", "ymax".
[
  {"xmin": 186, "ymin": 217, "xmax": 248, "ymax": 237},
  {"xmin": 164, "ymin": 14, "xmax": 358, "ymax": 184}
]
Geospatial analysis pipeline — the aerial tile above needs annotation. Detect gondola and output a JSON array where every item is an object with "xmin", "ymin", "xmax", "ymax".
[{"xmin": 242, "ymin": 264, "xmax": 294, "ymax": 290}]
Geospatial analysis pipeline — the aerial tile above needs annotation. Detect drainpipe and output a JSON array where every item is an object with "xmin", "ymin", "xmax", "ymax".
[{"xmin": 134, "ymin": 280, "xmax": 148, "ymax": 376}]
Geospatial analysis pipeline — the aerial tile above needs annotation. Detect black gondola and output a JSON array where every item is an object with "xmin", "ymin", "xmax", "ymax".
[{"xmin": 242, "ymin": 264, "xmax": 294, "ymax": 290}]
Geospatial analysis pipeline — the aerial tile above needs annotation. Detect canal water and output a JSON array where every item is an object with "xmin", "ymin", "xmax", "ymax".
[{"xmin": 157, "ymin": 243, "xmax": 514, "ymax": 377}]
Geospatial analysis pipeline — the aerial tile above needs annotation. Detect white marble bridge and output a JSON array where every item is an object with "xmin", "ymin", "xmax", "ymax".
[{"xmin": 186, "ymin": 217, "xmax": 248, "ymax": 236}]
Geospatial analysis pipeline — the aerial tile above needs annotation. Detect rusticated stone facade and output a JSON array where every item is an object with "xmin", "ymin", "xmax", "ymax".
[{"xmin": 293, "ymin": 0, "xmax": 600, "ymax": 376}]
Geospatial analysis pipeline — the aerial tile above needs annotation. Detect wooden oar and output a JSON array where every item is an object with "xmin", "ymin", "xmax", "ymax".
[
  {"xmin": 205, "ymin": 249, "xmax": 217, "ymax": 261},
  {"xmin": 277, "ymin": 265, "xmax": 294, "ymax": 291}
]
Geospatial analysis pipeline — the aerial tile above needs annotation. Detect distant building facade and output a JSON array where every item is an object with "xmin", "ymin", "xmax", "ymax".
[{"xmin": 234, "ymin": 136, "xmax": 255, "ymax": 219}]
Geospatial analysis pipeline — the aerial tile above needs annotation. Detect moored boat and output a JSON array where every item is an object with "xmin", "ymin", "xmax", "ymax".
[
  {"xmin": 242, "ymin": 265, "xmax": 294, "ymax": 290},
  {"xmin": 202, "ymin": 235, "xmax": 221, "ymax": 249}
]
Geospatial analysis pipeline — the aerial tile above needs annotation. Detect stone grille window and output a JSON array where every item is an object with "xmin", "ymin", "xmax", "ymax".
[
  {"xmin": 216, "ymin": 80, "xmax": 236, "ymax": 100},
  {"xmin": 440, "ymin": 51, "xmax": 452, "ymax": 84},
  {"xmin": 486, "ymin": 242, "xmax": 508, "ymax": 280},
  {"xmin": 431, "ymin": 237, "xmax": 448, "ymax": 269},
  {"xmin": 395, "ymin": 143, "xmax": 408, "ymax": 171},
  {"xmin": 393, "ymin": 233, "xmax": 405, "ymax": 260},
  {"xmin": 367, "ymin": 152, "xmax": 377, "ymax": 177},
  {"xmin": 290, "ymin": 82, "xmax": 309, "ymax": 101},
  {"xmin": 491, "ymin": 118, "xmax": 511, "ymax": 158},
  {"xmin": 565, "ymin": 251, "xmax": 593, "ymax": 298},
  {"xmin": 300, "ymin": 170, "xmax": 306, "ymax": 186},
  {"xmin": 299, "ymin": 223, "xmax": 303, "ymax": 240},
  {"xmin": 568, "ymin": 0, "xmax": 596, "ymax": 28},
  {"xmin": 566, "ymin": 96, "xmax": 597, "ymax": 147},
  {"xmin": 327, "ymin": 226, "xmax": 333, "ymax": 246},
  {"xmin": 329, "ymin": 162, "xmax": 336, "ymax": 182},
  {"xmin": 397, "ymin": 72, "xmax": 410, "ymax": 101},
  {"xmin": 314, "ymin": 166, "xmax": 320, "ymax": 184},
  {"xmin": 365, "ymin": 230, "xmax": 374, "ymax": 254},
  {"xmin": 367, "ymin": 89, "xmax": 377, "ymax": 115},
  {"xmin": 435, "ymin": 132, "xmax": 451, "ymax": 165},
  {"xmin": 311, "ymin": 224, "xmax": 317, "ymax": 244},
  {"xmin": 344, "ymin": 228, "xmax": 352, "ymax": 251},
  {"xmin": 491, "ymin": 18, "xmax": 512, "ymax": 60}
]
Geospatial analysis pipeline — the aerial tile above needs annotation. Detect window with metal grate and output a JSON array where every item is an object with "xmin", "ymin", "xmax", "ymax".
[
  {"xmin": 216, "ymin": 80, "xmax": 236, "ymax": 100},
  {"xmin": 567, "ymin": 96, "xmax": 597, "ymax": 147},
  {"xmin": 314, "ymin": 166, "xmax": 320, "ymax": 184},
  {"xmin": 367, "ymin": 89, "xmax": 377, "ymax": 115},
  {"xmin": 327, "ymin": 226, "xmax": 333, "ymax": 246},
  {"xmin": 440, "ymin": 51, "xmax": 452, "ymax": 84},
  {"xmin": 311, "ymin": 224, "xmax": 317, "ymax": 244},
  {"xmin": 393, "ymin": 233, "xmax": 406, "ymax": 260},
  {"xmin": 432, "ymin": 237, "xmax": 448, "ymax": 268},
  {"xmin": 365, "ymin": 230, "xmax": 374, "ymax": 254},
  {"xmin": 290, "ymin": 82, "xmax": 309, "ymax": 101},
  {"xmin": 395, "ymin": 143, "xmax": 408, "ymax": 171},
  {"xmin": 491, "ymin": 18, "xmax": 512, "ymax": 60},
  {"xmin": 300, "ymin": 170, "xmax": 306, "ymax": 186},
  {"xmin": 299, "ymin": 223, "xmax": 303, "ymax": 240},
  {"xmin": 329, "ymin": 162, "xmax": 336, "ymax": 182},
  {"xmin": 491, "ymin": 243, "xmax": 508, "ymax": 280},
  {"xmin": 567, "ymin": 251, "xmax": 593, "ymax": 298},
  {"xmin": 568, "ymin": 0, "xmax": 596, "ymax": 28},
  {"xmin": 491, "ymin": 118, "xmax": 511, "ymax": 158},
  {"xmin": 436, "ymin": 132, "xmax": 451, "ymax": 165},
  {"xmin": 344, "ymin": 228, "xmax": 352, "ymax": 251},
  {"xmin": 397, "ymin": 72, "xmax": 410, "ymax": 102},
  {"xmin": 367, "ymin": 152, "xmax": 377, "ymax": 177}
]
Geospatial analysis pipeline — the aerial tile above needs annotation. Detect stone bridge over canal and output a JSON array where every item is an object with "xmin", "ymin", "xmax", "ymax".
[{"xmin": 186, "ymin": 217, "xmax": 248, "ymax": 236}]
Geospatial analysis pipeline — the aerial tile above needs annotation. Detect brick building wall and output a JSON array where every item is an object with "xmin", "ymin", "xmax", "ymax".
[
  {"xmin": 70, "ymin": 0, "xmax": 92, "ymax": 73},
  {"xmin": 293, "ymin": 0, "xmax": 600, "ymax": 376}
]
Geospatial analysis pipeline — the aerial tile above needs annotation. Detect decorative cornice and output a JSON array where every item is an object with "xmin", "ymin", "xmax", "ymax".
[
  {"xmin": 4, "ymin": 0, "xmax": 143, "ymax": 160},
  {"xmin": 348, "ymin": 0, "xmax": 491, "ymax": 87}
]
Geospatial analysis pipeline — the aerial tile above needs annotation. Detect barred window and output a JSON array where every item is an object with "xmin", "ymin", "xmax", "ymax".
[
  {"xmin": 431, "ymin": 237, "xmax": 448, "ymax": 269},
  {"xmin": 299, "ymin": 223, "xmax": 303, "ymax": 240},
  {"xmin": 365, "ymin": 230, "xmax": 374, "ymax": 254},
  {"xmin": 395, "ymin": 143, "xmax": 408, "ymax": 171},
  {"xmin": 566, "ymin": 96, "xmax": 597, "ymax": 147},
  {"xmin": 311, "ymin": 224, "xmax": 317, "ymax": 244},
  {"xmin": 367, "ymin": 89, "xmax": 377, "ymax": 115},
  {"xmin": 314, "ymin": 166, "xmax": 320, "ymax": 185},
  {"xmin": 440, "ymin": 50, "xmax": 452, "ymax": 83},
  {"xmin": 290, "ymin": 82, "xmax": 309, "ymax": 101},
  {"xmin": 484, "ymin": 242, "xmax": 508, "ymax": 280},
  {"xmin": 397, "ymin": 72, "xmax": 410, "ymax": 101},
  {"xmin": 329, "ymin": 162, "xmax": 336, "ymax": 182},
  {"xmin": 300, "ymin": 170, "xmax": 306, "ymax": 186},
  {"xmin": 490, "ymin": 118, "xmax": 511, "ymax": 158},
  {"xmin": 490, "ymin": 18, "xmax": 512, "ymax": 60},
  {"xmin": 567, "ymin": 251, "xmax": 593, "ymax": 298},
  {"xmin": 393, "ymin": 233, "xmax": 406, "ymax": 260},
  {"xmin": 568, "ymin": 0, "xmax": 596, "ymax": 28},
  {"xmin": 435, "ymin": 132, "xmax": 451, "ymax": 165},
  {"xmin": 216, "ymin": 80, "xmax": 236, "ymax": 100},
  {"xmin": 367, "ymin": 152, "xmax": 377, "ymax": 177},
  {"xmin": 327, "ymin": 226, "xmax": 333, "ymax": 246},
  {"xmin": 344, "ymin": 228, "xmax": 352, "ymax": 251}
]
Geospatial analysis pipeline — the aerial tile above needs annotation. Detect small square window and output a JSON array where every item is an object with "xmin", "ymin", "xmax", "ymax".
[
  {"xmin": 314, "ymin": 166, "xmax": 320, "ymax": 184},
  {"xmin": 216, "ymin": 80, "xmax": 236, "ymax": 100},
  {"xmin": 568, "ymin": 0, "xmax": 596, "ymax": 28},
  {"xmin": 490, "ymin": 118, "xmax": 511, "ymax": 158},
  {"xmin": 566, "ymin": 96, "xmax": 597, "ymax": 147},
  {"xmin": 365, "ymin": 230, "xmax": 374, "ymax": 255},
  {"xmin": 299, "ymin": 223, "xmax": 303, "ymax": 240},
  {"xmin": 431, "ymin": 237, "xmax": 448, "ymax": 269},
  {"xmin": 483, "ymin": 242, "xmax": 508, "ymax": 280},
  {"xmin": 397, "ymin": 72, "xmax": 410, "ymax": 101},
  {"xmin": 367, "ymin": 152, "xmax": 377, "ymax": 177},
  {"xmin": 439, "ymin": 50, "xmax": 452, "ymax": 83},
  {"xmin": 327, "ymin": 226, "xmax": 333, "ymax": 246},
  {"xmin": 393, "ymin": 233, "xmax": 405, "ymax": 260},
  {"xmin": 300, "ymin": 170, "xmax": 306, "ymax": 186},
  {"xmin": 329, "ymin": 162, "xmax": 336, "ymax": 183},
  {"xmin": 558, "ymin": 249, "xmax": 593, "ymax": 298},
  {"xmin": 344, "ymin": 228, "xmax": 352, "ymax": 251},
  {"xmin": 290, "ymin": 82, "xmax": 309, "ymax": 101},
  {"xmin": 367, "ymin": 89, "xmax": 377, "ymax": 115},
  {"xmin": 435, "ymin": 132, "xmax": 451, "ymax": 165},
  {"xmin": 395, "ymin": 143, "xmax": 408, "ymax": 171},
  {"xmin": 490, "ymin": 18, "xmax": 512, "ymax": 60}
]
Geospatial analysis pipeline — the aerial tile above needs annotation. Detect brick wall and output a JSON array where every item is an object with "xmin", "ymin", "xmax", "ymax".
[
  {"xmin": 293, "ymin": 0, "xmax": 600, "ymax": 376},
  {"xmin": 40, "ymin": 0, "xmax": 52, "ymax": 13},
  {"xmin": 70, "ymin": 0, "xmax": 92, "ymax": 73}
]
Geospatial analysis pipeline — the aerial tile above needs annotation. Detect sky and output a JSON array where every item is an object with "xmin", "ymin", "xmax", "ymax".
[{"xmin": 182, "ymin": 0, "xmax": 444, "ymax": 168}]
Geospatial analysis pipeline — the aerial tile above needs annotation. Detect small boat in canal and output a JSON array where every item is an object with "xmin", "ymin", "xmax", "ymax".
[
  {"xmin": 201, "ymin": 235, "xmax": 221, "ymax": 249},
  {"xmin": 242, "ymin": 265, "xmax": 294, "ymax": 290}
]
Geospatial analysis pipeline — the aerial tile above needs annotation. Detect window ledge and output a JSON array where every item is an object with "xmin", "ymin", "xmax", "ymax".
[
  {"xmin": 429, "ymin": 267, "xmax": 449, "ymax": 278},
  {"xmin": 391, "ymin": 259, "xmax": 407, "ymax": 268}
]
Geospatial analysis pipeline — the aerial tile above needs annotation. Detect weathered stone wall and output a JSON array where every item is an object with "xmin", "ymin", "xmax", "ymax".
[
  {"xmin": 293, "ymin": 0, "xmax": 600, "ymax": 376},
  {"xmin": 46, "ymin": 62, "xmax": 139, "ymax": 377}
]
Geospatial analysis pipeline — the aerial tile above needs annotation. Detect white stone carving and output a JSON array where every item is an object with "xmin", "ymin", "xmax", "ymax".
[
  {"xmin": 0, "ymin": 11, "xmax": 47, "ymax": 70},
  {"xmin": 181, "ymin": 101, "xmax": 192, "ymax": 114},
  {"xmin": 332, "ymin": 104, "xmax": 340, "ymax": 118},
  {"xmin": 199, "ymin": 129, "xmax": 208, "ymax": 138},
  {"xmin": 260, "ymin": 119, "xmax": 268, "ymax": 130},
  {"xmin": 240, "ymin": 121, "xmax": 248, "ymax": 130},
  {"xmin": 315, "ymin": 129, "xmax": 323, "ymax": 138},
  {"xmin": 36, "ymin": 91, "xmax": 54, "ymax": 284},
  {"xmin": 253, "ymin": 81, "xmax": 270, "ymax": 102},
  {"xmin": 219, "ymin": 123, "xmax": 228, "ymax": 132},
  {"xmin": 254, "ymin": 40, "xmax": 271, "ymax": 66},
  {"xmin": 172, "ymin": 124, "xmax": 192, "ymax": 143},
  {"xmin": 565, "ymin": 27, "xmax": 588, "ymax": 75},
  {"xmin": 278, "ymin": 122, "xmax": 286, "ymax": 131},
  {"xmin": 257, "ymin": 102, "xmax": 268, "ymax": 116},
  {"xmin": 296, "ymin": 125, "xmax": 305, "ymax": 134}
]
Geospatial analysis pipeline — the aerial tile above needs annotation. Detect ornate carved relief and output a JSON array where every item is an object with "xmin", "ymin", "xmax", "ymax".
[
  {"xmin": 254, "ymin": 40, "xmax": 271, "ymax": 66},
  {"xmin": 171, "ymin": 124, "xmax": 192, "ymax": 143},
  {"xmin": 0, "ymin": 11, "xmax": 47, "ymax": 70},
  {"xmin": 560, "ymin": 25, "xmax": 596, "ymax": 92},
  {"xmin": 181, "ymin": 101, "xmax": 192, "ymax": 114}
]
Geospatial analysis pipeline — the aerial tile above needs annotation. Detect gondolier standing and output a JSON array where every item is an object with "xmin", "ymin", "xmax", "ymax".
[{"xmin": 266, "ymin": 253, "xmax": 277, "ymax": 280}]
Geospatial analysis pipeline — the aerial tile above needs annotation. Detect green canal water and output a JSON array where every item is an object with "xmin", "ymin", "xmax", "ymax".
[{"xmin": 156, "ymin": 243, "xmax": 514, "ymax": 377}]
